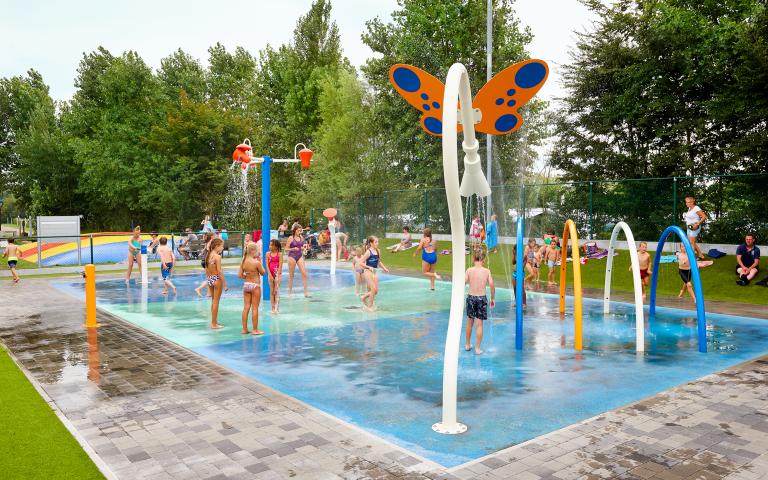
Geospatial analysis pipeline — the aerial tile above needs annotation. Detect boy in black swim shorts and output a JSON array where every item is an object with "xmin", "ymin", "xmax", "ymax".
[{"xmin": 465, "ymin": 251, "xmax": 495, "ymax": 355}]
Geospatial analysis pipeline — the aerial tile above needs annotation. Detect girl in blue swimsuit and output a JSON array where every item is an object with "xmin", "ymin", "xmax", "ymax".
[
  {"xmin": 360, "ymin": 236, "xmax": 389, "ymax": 311},
  {"xmin": 414, "ymin": 228, "xmax": 440, "ymax": 290}
]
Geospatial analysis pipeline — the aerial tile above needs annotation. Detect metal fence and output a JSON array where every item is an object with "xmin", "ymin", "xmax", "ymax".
[
  {"xmin": 3, "ymin": 231, "xmax": 249, "ymax": 269},
  {"xmin": 309, "ymin": 174, "xmax": 768, "ymax": 245}
]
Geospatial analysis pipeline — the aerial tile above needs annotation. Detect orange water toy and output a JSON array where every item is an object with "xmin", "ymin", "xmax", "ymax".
[{"xmin": 232, "ymin": 141, "xmax": 253, "ymax": 169}]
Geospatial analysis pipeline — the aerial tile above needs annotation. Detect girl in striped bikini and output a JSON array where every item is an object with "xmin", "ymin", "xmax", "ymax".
[{"xmin": 239, "ymin": 242, "xmax": 265, "ymax": 335}]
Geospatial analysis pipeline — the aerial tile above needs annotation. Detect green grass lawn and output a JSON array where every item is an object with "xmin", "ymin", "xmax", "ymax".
[
  {"xmin": 379, "ymin": 239, "xmax": 768, "ymax": 305},
  {"xmin": 0, "ymin": 346, "xmax": 104, "ymax": 479}
]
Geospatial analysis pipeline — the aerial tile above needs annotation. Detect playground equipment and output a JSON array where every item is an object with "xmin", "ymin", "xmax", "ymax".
[
  {"xmin": 140, "ymin": 244, "xmax": 149, "ymax": 285},
  {"xmin": 323, "ymin": 208, "xmax": 338, "ymax": 275},
  {"xmin": 390, "ymin": 58, "xmax": 548, "ymax": 435},
  {"xmin": 514, "ymin": 216, "xmax": 524, "ymax": 350},
  {"xmin": 603, "ymin": 222, "xmax": 645, "ymax": 351},
  {"xmin": 231, "ymin": 140, "xmax": 313, "ymax": 299},
  {"xmin": 559, "ymin": 219, "xmax": 584, "ymax": 350},
  {"xmin": 649, "ymin": 226, "xmax": 707, "ymax": 352},
  {"xmin": 84, "ymin": 263, "xmax": 100, "ymax": 328}
]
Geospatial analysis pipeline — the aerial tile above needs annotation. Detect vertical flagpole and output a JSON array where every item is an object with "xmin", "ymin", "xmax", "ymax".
[{"xmin": 485, "ymin": 0, "xmax": 493, "ymax": 220}]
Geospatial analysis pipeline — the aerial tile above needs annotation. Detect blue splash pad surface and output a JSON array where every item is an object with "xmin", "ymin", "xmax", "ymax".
[{"xmin": 53, "ymin": 268, "xmax": 768, "ymax": 467}]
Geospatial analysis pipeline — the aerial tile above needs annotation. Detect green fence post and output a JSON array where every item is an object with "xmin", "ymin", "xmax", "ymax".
[
  {"xmin": 422, "ymin": 190, "xmax": 428, "ymax": 227},
  {"xmin": 171, "ymin": 233, "xmax": 175, "ymax": 253},
  {"xmin": 383, "ymin": 192, "xmax": 388, "ymax": 239},
  {"xmin": 588, "ymin": 181, "xmax": 594, "ymax": 240},
  {"xmin": 310, "ymin": 208, "xmax": 314, "ymax": 229},
  {"xmin": 358, "ymin": 198, "xmax": 364, "ymax": 243},
  {"xmin": 89, "ymin": 234, "xmax": 94, "ymax": 264},
  {"xmin": 672, "ymin": 177, "xmax": 677, "ymax": 228}
]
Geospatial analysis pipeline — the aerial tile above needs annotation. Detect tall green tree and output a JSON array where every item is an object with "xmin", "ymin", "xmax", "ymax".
[{"xmin": 551, "ymin": 0, "xmax": 768, "ymax": 180}]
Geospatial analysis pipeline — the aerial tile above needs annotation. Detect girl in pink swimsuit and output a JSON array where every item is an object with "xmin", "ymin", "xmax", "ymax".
[{"xmin": 266, "ymin": 239, "xmax": 282, "ymax": 313}]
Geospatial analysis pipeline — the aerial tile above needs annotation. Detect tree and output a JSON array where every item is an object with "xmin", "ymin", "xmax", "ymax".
[{"xmin": 551, "ymin": 0, "xmax": 768, "ymax": 180}]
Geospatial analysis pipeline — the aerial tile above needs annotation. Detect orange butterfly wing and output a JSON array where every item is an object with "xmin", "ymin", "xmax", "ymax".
[
  {"xmin": 472, "ymin": 59, "xmax": 548, "ymax": 135},
  {"xmin": 389, "ymin": 64, "xmax": 462, "ymax": 136}
]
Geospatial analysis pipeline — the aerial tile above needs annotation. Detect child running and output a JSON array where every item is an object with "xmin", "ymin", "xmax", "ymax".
[
  {"xmin": 632, "ymin": 241, "xmax": 652, "ymax": 300},
  {"xmin": 266, "ymin": 239, "xmax": 282, "ymax": 313},
  {"xmin": 125, "ymin": 227, "xmax": 142, "ymax": 283},
  {"xmin": 465, "ymin": 251, "xmax": 495, "ymax": 355},
  {"xmin": 239, "ymin": 242, "xmax": 266, "ymax": 335},
  {"xmin": 361, "ymin": 236, "xmax": 389, "ymax": 312},
  {"xmin": 676, "ymin": 248, "xmax": 696, "ymax": 303},
  {"xmin": 414, "ymin": 228, "xmax": 440, "ymax": 290},
  {"xmin": 157, "ymin": 236, "xmax": 176, "ymax": 295},
  {"xmin": 3, "ymin": 238, "xmax": 20, "ymax": 283},
  {"xmin": 205, "ymin": 239, "xmax": 226, "ymax": 329}
]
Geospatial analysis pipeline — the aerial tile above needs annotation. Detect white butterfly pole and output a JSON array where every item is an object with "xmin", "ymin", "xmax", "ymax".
[
  {"xmin": 329, "ymin": 222, "xmax": 337, "ymax": 275},
  {"xmin": 433, "ymin": 63, "xmax": 492, "ymax": 435}
]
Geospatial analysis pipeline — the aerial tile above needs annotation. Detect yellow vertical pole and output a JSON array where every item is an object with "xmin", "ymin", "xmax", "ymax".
[
  {"xmin": 559, "ymin": 219, "xmax": 583, "ymax": 350},
  {"xmin": 84, "ymin": 264, "xmax": 99, "ymax": 328}
]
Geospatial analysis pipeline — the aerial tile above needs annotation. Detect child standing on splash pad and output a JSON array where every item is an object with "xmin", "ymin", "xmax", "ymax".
[
  {"xmin": 266, "ymin": 239, "xmax": 282, "ymax": 313},
  {"xmin": 524, "ymin": 238, "xmax": 540, "ymax": 287},
  {"xmin": 350, "ymin": 246, "xmax": 365, "ymax": 296},
  {"xmin": 239, "ymin": 242, "xmax": 265, "ymax": 335},
  {"xmin": 632, "ymin": 242, "xmax": 652, "ymax": 300},
  {"xmin": 544, "ymin": 238, "xmax": 560, "ymax": 286},
  {"xmin": 157, "ymin": 237, "xmax": 176, "ymax": 295},
  {"xmin": 205, "ymin": 239, "xmax": 226, "ymax": 329},
  {"xmin": 465, "ymin": 250, "xmax": 495, "ymax": 355},
  {"xmin": 361, "ymin": 236, "xmax": 389, "ymax": 312},
  {"xmin": 414, "ymin": 228, "xmax": 440, "ymax": 290},
  {"xmin": 125, "ymin": 227, "xmax": 142, "ymax": 283}
]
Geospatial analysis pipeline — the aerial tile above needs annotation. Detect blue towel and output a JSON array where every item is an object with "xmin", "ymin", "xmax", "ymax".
[{"xmin": 707, "ymin": 248, "xmax": 726, "ymax": 259}]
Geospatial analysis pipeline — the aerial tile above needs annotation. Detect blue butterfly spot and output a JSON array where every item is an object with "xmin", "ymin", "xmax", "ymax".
[
  {"xmin": 432, "ymin": 101, "xmax": 440, "ymax": 109},
  {"xmin": 507, "ymin": 99, "xmax": 517, "ymax": 107},
  {"xmin": 421, "ymin": 93, "xmax": 429, "ymax": 100},
  {"xmin": 424, "ymin": 117, "xmax": 443, "ymax": 134},
  {"xmin": 495, "ymin": 114, "xmax": 518, "ymax": 133},
  {"xmin": 495, "ymin": 98, "xmax": 504, "ymax": 105},
  {"xmin": 423, "ymin": 104, "xmax": 431, "ymax": 111},
  {"xmin": 515, "ymin": 62, "xmax": 546, "ymax": 89},
  {"xmin": 393, "ymin": 67, "xmax": 421, "ymax": 92},
  {"xmin": 507, "ymin": 89, "xmax": 516, "ymax": 96}
]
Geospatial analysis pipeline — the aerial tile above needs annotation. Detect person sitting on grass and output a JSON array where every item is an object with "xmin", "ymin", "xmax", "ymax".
[
  {"xmin": 465, "ymin": 250, "xmax": 495, "ymax": 355},
  {"xmin": 388, "ymin": 226, "xmax": 413, "ymax": 252},
  {"xmin": 736, "ymin": 233, "xmax": 760, "ymax": 286}
]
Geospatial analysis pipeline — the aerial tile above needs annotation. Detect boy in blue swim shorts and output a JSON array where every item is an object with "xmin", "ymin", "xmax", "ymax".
[
  {"xmin": 465, "ymin": 251, "xmax": 495, "ymax": 354},
  {"xmin": 157, "ymin": 237, "xmax": 176, "ymax": 295}
]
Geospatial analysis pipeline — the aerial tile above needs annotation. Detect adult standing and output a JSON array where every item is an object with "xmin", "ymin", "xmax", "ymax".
[
  {"xmin": 286, "ymin": 225, "xmax": 309, "ymax": 297},
  {"xmin": 331, "ymin": 217, "xmax": 348, "ymax": 260},
  {"xmin": 736, "ymin": 233, "xmax": 760, "ymax": 286},
  {"xmin": 201, "ymin": 215, "xmax": 215, "ymax": 235},
  {"xmin": 486, "ymin": 215, "xmax": 498, "ymax": 253},
  {"xmin": 277, "ymin": 219, "xmax": 289, "ymax": 238},
  {"xmin": 682, "ymin": 196, "xmax": 707, "ymax": 260}
]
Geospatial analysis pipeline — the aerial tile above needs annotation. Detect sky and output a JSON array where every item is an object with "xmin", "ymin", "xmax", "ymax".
[{"xmin": 0, "ymin": 0, "xmax": 596, "ymax": 103}]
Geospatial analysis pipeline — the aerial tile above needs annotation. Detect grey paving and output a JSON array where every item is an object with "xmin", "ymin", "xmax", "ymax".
[{"xmin": 0, "ymin": 277, "xmax": 767, "ymax": 480}]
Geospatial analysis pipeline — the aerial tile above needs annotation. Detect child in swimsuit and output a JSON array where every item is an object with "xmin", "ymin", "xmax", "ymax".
[
  {"xmin": 266, "ymin": 239, "xmax": 282, "ymax": 313},
  {"xmin": 206, "ymin": 239, "xmax": 226, "ymax": 329},
  {"xmin": 350, "ymin": 246, "xmax": 365, "ymax": 296},
  {"xmin": 157, "ymin": 237, "xmax": 176, "ymax": 295},
  {"xmin": 3, "ymin": 237, "xmax": 20, "ymax": 283},
  {"xmin": 465, "ymin": 250, "xmax": 495, "ymax": 355},
  {"xmin": 544, "ymin": 240, "xmax": 560, "ymax": 286},
  {"xmin": 239, "ymin": 242, "xmax": 266, "ymax": 334},
  {"xmin": 676, "ymin": 248, "xmax": 696, "ymax": 303},
  {"xmin": 125, "ymin": 227, "xmax": 142, "ymax": 283},
  {"xmin": 632, "ymin": 242, "xmax": 652, "ymax": 300},
  {"xmin": 414, "ymin": 228, "xmax": 440, "ymax": 290},
  {"xmin": 361, "ymin": 236, "xmax": 389, "ymax": 312},
  {"xmin": 287, "ymin": 226, "xmax": 309, "ymax": 297},
  {"xmin": 524, "ymin": 239, "xmax": 540, "ymax": 287}
]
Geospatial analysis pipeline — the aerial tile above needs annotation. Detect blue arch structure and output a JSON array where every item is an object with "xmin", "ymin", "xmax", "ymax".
[
  {"xmin": 649, "ymin": 225, "xmax": 707, "ymax": 352},
  {"xmin": 515, "ymin": 216, "xmax": 525, "ymax": 350}
]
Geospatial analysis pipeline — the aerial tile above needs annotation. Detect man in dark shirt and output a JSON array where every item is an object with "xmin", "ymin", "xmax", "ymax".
[{"xmin": 736, "ymin": 233, "xmax": 760, "ymax": 286}]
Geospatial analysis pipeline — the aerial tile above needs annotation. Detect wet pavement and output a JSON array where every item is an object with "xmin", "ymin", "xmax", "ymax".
[{"xmin": 0, "ymin": 276, "xmax": 767, "ymax": 479}]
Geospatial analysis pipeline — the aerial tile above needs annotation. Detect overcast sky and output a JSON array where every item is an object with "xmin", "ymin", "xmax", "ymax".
[{"xmin": 1, "ymin": 0, "xmax": 596, "ymax": 103}]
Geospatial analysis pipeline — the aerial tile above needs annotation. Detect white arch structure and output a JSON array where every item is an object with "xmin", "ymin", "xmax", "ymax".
[
  {"xmin": 603, "ymin": 221, "xmax": 645, "ymax": 351},
  {"xmin": 432, "ymin": 63, "xmax": 492, "ymax": 435}
]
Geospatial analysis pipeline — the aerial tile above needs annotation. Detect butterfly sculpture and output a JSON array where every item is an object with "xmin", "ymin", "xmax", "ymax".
[{"xmin": 388, "ymin": 59, "xmax": 548, "ymax": 136}]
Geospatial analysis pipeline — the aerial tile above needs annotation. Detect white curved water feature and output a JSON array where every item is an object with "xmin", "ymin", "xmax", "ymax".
[
  {"xmin": 432, "ymin": 63, "xmax": 491, "ymax": 435},
  {"xmin": 603, "ymin": 221, "xmax": 645, "ymax": 351}
]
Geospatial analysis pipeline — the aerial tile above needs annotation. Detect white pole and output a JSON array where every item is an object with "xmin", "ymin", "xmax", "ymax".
[
  {"xmin": 329, "ymin": 222, "xmax": 337, "ymax": 275},
  {"xmin": 432, "ymin": 63, "xmax": 491, "ymax": 435},
  {"xmin": 140, "ymin": 250, "xmax": 148, "ymax": 285},
  {"xmin": 603, "ymin": 222, "xmax": 644, "ymax": 351},
  {"xmin": 485, "ymin": 0, "xmax": 493, "ymax": 220}
]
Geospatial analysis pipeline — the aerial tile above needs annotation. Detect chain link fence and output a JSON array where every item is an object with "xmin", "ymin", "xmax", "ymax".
[{"xmin": 309, "ymin": 174, "xmax": 768, "ymax": 245}]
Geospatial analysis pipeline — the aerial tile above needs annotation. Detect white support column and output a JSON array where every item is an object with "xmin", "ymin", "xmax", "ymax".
[
  {"xmin": 140, "ymin": 253, "xmax": 149, "ymax": 285},
  {"xmin": 329, "ymin": 223, "xmax": 337, "ymax": 275},
  {"xmin": 603, "ymin": 221, "xmax": 645, "ymax": 351}
]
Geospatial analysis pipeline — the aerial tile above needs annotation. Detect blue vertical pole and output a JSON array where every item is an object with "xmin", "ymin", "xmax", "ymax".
[
  {"xmin": 515, "ymin": 216, "xmax": 525, "ymax": 350},
  {"xmin": 261, "ymin": 156, "xmax": 272, "ymax": 300}
]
